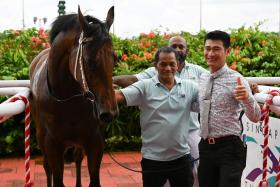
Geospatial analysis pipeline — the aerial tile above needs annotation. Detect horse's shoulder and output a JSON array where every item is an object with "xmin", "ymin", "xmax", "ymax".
[{"xmin": 29, "ymin": 48, "xmax": 50, "ymax": 78}]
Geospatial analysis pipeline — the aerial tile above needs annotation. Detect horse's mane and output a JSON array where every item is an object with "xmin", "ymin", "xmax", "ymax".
[{"xmin": 49, "ymin": 14, "xmax": 107, "ymax": 44}]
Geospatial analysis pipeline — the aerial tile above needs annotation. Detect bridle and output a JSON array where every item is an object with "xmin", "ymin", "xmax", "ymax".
[
  {"xmin": 46, "ymin": 31, "xmax": 99, "ymax": 118},
  {"xmin": 73, "ymin": 31, "xmax": 96, "ymax": 102},
  {"xmin": 46, "ymin": 31, "xmax": 97, "ymax": 103}
]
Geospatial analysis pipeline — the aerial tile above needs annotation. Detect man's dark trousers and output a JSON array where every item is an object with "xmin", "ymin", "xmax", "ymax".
[{"xmin": 198, "ymin": 136, "xmax": 247, "ymax": 187}]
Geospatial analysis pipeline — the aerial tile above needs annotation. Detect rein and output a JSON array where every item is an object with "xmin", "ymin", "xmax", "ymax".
[{"xmin": 107, "ymin": 150, "xmax": 199, "ymax": 173}]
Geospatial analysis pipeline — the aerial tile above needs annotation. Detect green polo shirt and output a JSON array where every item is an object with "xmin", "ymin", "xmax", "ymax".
[
  {"xmin": 135, "ymin": 62, "xmax": 207, "ymax": 130},
  {"xmin": 120, "ymin": 76, "xmax": 198, "ymax": 161}
]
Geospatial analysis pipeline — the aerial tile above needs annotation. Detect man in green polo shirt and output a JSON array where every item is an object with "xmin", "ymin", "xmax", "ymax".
[
  {"xmin": 115, "ymin": 46, "xmax": 198, "ymax": 187},
  {"xmin": 114, "ymin": 36, "xmax": 206, "ymax": 187}
]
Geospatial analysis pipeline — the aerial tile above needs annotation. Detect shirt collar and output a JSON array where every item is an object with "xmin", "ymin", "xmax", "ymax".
[
  {"xmin": 211, "ymin": 64, "xmax": 228, "ymax": 79},
  {"xmin": 181, "ymin": 60, "xmax": 188, "ymax": 69},
  {"xmin": 152, "ymin": 75, "xmax": 182, "ymax": 86},
  {"xmin": 177, "ymin": 60, "xmax": 188, "ymax": 75}
]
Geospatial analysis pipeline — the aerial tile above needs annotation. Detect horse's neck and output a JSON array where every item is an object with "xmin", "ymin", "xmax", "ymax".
[{"xmin": 47, "ymin": 50, "xmax": 81, "ymax": 98}]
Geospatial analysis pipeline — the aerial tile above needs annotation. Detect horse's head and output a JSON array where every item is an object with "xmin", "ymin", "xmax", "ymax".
[{"xmin": 69, "ymin": 6, "xmax": 118, "ymax": 123}]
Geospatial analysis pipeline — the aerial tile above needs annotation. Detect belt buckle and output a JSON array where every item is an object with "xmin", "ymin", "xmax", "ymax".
[{"xmin": 208, "ymin": 138, "xmax": 215, "ymax": 144}]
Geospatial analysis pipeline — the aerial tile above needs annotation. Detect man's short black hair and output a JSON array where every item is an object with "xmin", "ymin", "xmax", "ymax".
[
  {"xmin": 154, "ymin": 46, "xmax": 179, "ymax": 63},
  {"xmin": 204, "ymin": 30, "xmax": 231, "ymax": 49}
]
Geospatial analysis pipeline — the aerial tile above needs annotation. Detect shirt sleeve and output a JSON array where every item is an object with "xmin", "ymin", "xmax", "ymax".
[
  {"xmin": 199, "ymin": 66, "xmax": 209, "ymax": 74},
  {"xmin": 120, "ymin": 81, "xmax": 145, "ymax": 106},
  {"xmin": 240, "ymin": 77, "xmax": 261, "ymax": 122},
  {"xmin": 135, "ymin": 67, "xmax": 157, "ymax": 80}
]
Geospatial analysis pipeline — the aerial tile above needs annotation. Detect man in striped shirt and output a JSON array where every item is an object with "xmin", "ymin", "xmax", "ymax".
[{"xmin": 198, "ymin": 30, "xmax": 261, "ymax": 187}]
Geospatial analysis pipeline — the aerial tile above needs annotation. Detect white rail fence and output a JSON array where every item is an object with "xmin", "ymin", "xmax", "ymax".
[
  {"xmin": 246, "ymin": 77, "xmax": 280, "ymax": 85},
  {"xmin": 0, "ymin": 80, "xmax": 30, "ymax": 122},
  {"xmin": 0, "ymin": 78, "xmax": 279, "ymax": 122},
  {"xmin": 0, "ymin": 87, "xmax": 30, "ymax": 123}
]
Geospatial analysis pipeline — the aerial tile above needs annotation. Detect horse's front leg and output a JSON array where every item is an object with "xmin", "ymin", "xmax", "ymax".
[
  {"xmin": 85, "ymin": 131, "xmax": 104, "ymax": 187},
  {"xmin": 43, "ymin": 156, "xmax": 53, "ymax": 187},
  {"xmin": 45, "ymin": 135, "xmax": 66, "ymax": 187},
  {"xmin": 74, "ymin": 147, "xmax": 84, "ymax": 187},
  {"xmin": 36, "ymin": 126, "xmax": 53, "ymax": 187}
]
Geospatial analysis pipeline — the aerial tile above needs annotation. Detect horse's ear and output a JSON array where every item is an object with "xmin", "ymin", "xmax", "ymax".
[
  {"xmin": 105, "ymin": 6, "xmax": 114, "ymax": 31},
  {"xmin": 78, "ymin": 5, "xmax": 89, "ymax": 32}
]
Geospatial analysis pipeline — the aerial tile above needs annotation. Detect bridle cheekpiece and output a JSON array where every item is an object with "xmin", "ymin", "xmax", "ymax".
[{"xmin": 73, "ymin": 32, "xmax": 96, "ymax": 102}]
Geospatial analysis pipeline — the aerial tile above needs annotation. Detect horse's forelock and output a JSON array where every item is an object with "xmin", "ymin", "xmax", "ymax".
[
  {"xmin": 49, "ymin": 14, "xmax": 79, "ymax": 44},
  {"xmin": 49, "ymin": 14, "xmax": 108, "ymax": 44},
  {"xmin": 49, "ymin": 12, "xmax": 113, "ymax": 73},
  {"xmin": 84, "ymin": 16, "xmax": 109, "ymax": 40}
]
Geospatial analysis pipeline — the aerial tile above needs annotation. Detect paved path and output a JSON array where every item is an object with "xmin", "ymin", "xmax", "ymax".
[{"xmin": 0, "ymin": 152, "xmax": 142, "ymax": 187}]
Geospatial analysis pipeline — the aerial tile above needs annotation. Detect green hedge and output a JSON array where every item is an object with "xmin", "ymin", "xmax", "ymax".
[{"xmin": 0, "ymin": 25, "xmax": 279, "ymax": 156}]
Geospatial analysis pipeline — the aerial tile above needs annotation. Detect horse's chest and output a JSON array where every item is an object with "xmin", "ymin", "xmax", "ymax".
[{"xmin": 43, "ymin": 111, "xmax": 99, "ymax": 142}]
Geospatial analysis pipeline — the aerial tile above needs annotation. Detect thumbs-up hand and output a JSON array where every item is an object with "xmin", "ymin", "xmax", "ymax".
[{"xmin": 234, "ymin": 77, "xmax": 249, "ymax": 101}]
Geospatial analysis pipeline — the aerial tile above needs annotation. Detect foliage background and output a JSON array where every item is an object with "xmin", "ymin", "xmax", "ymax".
[{"xmin": 0, "ymin": 26, "xmax": 279, "ymax": 156}]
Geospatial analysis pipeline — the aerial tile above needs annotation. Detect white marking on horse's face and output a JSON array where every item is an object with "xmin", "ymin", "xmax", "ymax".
[{"xmin": 32, "ymin": 60, "xmax": 47, "ymax": 98}]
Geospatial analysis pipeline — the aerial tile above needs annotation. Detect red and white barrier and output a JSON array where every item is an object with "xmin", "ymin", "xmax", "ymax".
[
  {"xmin": 240, "ymin": 78, "xmax": 280, "ymax": 187},
  {"xmin": 0, "ymin": 83, "xmax": 32, "ymax": 187},
  {"xmin": 255, "ymin": 86, "xmax": 280, "ymax": 116},
  {"xmin": 258, "ymin": 90, "xmax": 280, "ymax": 187},
  {"xmin": 0, "ymin": 87, "xmax": 30, "ymax": 122}
]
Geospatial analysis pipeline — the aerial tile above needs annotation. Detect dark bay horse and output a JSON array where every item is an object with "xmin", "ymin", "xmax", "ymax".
[{"xmin": 29, "ymin": 6, "xmax": 118, "ymax": 187}]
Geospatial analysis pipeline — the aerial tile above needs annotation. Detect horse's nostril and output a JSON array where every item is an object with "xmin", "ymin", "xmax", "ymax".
[{"xmin": 99, "ymin": 113, "xmax": 114, "ymax": 123}]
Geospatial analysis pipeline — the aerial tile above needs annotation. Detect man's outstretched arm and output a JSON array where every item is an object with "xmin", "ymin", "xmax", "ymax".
[{"xmin": 113, "ymin": 75, "xmax": 138, "ymax": 88}]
